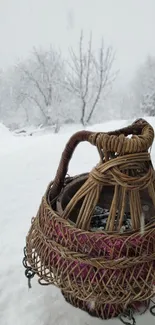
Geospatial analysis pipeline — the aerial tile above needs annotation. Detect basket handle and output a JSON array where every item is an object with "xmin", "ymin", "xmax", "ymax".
[
  {"xmin": 50, "ymin": 118, "xmax": 154, "ymax": 199},
  {"xmin": 49, "ymin": 130, "xmax": 92, "ymax": 199}
]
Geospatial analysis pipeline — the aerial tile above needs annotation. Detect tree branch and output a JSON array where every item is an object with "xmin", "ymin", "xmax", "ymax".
[
  {"xmin": 19, "ymin": 66, "xmax": 49, "ymax": 106},
  {"xmin": 65, "ymin": 31, "xmax": 117, "ymax": 125},
  {"xmin": 18, "ymin": 91, "xmax": 47, "ymax": 118},
  {"xmin": 86, "ymin": 40, "xmax": 115, "ymax": 123},
  {"xmin": 83, "ymin": 31, "xmax": 92, "ymax": 99},
  {"xmin": 79, "ymin": 30, "xmax": 84, "ymax": 99}
]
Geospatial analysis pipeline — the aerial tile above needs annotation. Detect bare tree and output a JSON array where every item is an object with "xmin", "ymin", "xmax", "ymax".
[
  {"xmin": 16, "ymin": 46, "xmax": 65, "ymax": 126},
  {"xmin": 65, "ymin": 30, "xmax": 117, "ymax": 125}
]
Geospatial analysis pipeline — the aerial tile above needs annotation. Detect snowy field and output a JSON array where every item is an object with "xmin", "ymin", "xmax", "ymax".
[{"xmin": 0, "ymin": 118, "xmax": 155, "ymax": 325}]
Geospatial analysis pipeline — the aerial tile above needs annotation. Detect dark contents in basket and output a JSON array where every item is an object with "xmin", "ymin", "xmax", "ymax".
[{"xmin": 90, "ymin": 206, "xmax": 132, "ymax": 232}]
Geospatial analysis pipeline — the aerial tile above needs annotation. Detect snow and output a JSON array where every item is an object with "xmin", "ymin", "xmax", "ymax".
[
  {"xmin": 0, "ymin": 119, "xmax": 155, "ymax": 325},
  {"xmin": 0, "ymin": 122, "xmax": 12, "ymax": 139}
]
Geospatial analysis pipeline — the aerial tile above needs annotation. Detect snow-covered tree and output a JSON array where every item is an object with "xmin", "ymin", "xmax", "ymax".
[
  {"xmin": 131, "ymin": 55, "xmax": 155, "ymax": 116},
  {"xmin": 15, "ymin": 46, "xmax": 67, "ymax": 127},
  {"xmin": 64, "ymin": 30, "xmax": 117, "ymax": 125},
  {"xmin": 140, "ymin": 92, "xmax": 155, "ymax": 116}
]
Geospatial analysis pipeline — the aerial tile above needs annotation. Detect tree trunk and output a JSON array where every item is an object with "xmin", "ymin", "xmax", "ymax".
[{"xmin": 80, "ymin": 102, "xmax": 86, "ymax": 125}]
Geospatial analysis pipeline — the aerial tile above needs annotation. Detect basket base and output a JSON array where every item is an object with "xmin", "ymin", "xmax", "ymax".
[{"xmin": 61, "ymin": 290, "xmax": 150, "ymax": 320}]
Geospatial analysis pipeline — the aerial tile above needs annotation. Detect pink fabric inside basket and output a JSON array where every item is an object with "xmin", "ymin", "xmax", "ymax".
[
  {"xmin": 47, "ymin": 221, "xmax": 155, "ymax": 285},
  {"xmin": 52, "ymin": 221, "xmax": 155, "ymax": 259}
]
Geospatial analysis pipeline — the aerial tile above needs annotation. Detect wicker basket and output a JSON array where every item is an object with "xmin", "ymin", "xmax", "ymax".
[{"xmin": 24, "ymin": 118, "xmax": 155, "ymax": 320}]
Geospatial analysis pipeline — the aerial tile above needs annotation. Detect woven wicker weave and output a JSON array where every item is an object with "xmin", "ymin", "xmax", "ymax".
[{"xmin": 25, "ymin": 118, "xmax": 155, "ymax": 320}]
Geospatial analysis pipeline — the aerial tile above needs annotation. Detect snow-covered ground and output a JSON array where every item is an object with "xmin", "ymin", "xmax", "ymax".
[{"xmin": 0, "ymin": 119, "xmax": 155, "ymax": 325}]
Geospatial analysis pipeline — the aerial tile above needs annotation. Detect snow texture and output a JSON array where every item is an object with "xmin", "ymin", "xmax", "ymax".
[{"xmin": 0, "ymin": 119, "xmax": 155, "ymax": 325}]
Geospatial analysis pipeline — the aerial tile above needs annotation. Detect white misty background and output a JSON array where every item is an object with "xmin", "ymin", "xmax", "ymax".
[
  {"xmin": 0, "ymin": 0, "xmax": 155, "ymax": 133},
  {"xmin": 1, "ymin": 33, "xmax": 155, "ymax": 133}
]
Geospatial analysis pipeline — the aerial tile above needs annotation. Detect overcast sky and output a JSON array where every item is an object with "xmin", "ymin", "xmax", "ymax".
[{"xmin": 0, "ymin": 0, "xmax": 155, "ymax": 84}]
